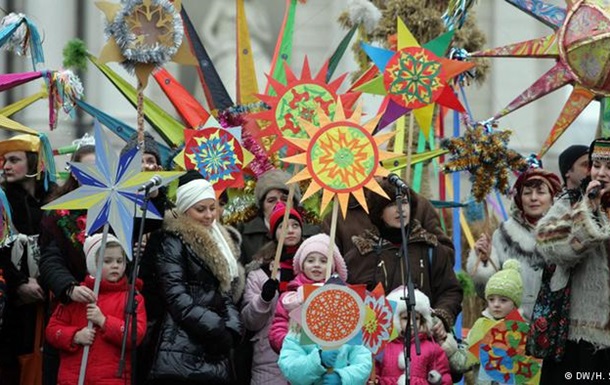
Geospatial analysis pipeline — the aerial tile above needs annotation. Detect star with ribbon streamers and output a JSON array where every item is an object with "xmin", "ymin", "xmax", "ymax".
[
  {"xmin": 42, "ymin": 120, "xmax": 183, "ymax": 259},
  {"xmin": 472, "ymin": 0, "xmax": 610, "ymax": 155},
  {"xmin": 356, "ymin": 18, "xmax": 475, "ymax": 136},
  {"xmin": 441, "ymin": 124, "xmax": 528, "ymax": 201}
]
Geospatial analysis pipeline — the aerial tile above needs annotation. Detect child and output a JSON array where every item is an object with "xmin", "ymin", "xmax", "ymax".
[
  {"xmin": 274, "ymin": 233, "xmax": 372, "ymax": 385},
  {"xmin": 241, "ymin": 202, "xmax": 304, "ymax": 385},
  {"xmin": 467, "ymin": 259, "xmax": 523, "ymax": 385},
  {"xmin": 45, "ymin": 234, "xmax": 147, "ymax": 385},
  {"xmin": 379, "ymin": 287, "xmax": 452, "ymax": 385}
]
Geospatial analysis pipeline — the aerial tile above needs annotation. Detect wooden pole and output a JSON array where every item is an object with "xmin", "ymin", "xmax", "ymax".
[
  {"xmin": 325, "ymin": 196, "xmax": 339, "ymax": 281},
  {"xmin": 271, "ymin": 166, "xmax": 301, "ymax": 278}
]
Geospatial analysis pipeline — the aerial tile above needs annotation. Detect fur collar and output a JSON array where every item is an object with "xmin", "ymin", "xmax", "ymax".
[
  {"xmin": 497, "ymin": 216, "xmax": 542, "ymax": 267},
  {"xmin": 163, "ymin": 212, "xmax": 245, "ymax": 302},
  {"xmin": 352, "ymin": 220, "xmax": 438, "ymax": 255}
]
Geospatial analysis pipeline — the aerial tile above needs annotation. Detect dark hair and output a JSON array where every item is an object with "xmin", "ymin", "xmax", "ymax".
[{"xmin": 44, "ymin": 145, "xmax": 96, "ymax": 203}]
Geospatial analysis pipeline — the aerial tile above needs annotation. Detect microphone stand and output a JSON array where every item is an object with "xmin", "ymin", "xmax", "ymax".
[
  {"xmin": 117, "ymin": 184, "xmax": 153, "ymax": 384},
  {"xmin": 396, "ymin": 185, "xmax": 420, "ymax": 385}
]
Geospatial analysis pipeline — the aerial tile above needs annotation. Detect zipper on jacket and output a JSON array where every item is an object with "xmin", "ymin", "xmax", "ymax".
[
  {"xmin": 419, "ymin": 257, "xmax": 424, "ymax": 289},
  {"xmin": 377, "ymin": 260, "xmax": 388, "ymax": 289}
]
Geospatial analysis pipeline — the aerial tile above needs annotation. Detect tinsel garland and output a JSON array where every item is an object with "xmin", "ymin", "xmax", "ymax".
[{"xmin": 441, "ymin": 123, "xmax": 528, "ymax": 201}]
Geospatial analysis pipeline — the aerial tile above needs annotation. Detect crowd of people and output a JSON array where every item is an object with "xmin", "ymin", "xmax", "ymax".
[{"xmin": 0, "ymin": 130, "xmax": 608, "ymax": 385}]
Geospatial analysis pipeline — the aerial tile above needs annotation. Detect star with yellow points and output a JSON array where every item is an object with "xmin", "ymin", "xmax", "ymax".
[
  {"xmin": 282, "ymin": 100, "xmax": 396, "ymax": 218},
  {"xmin": 356, "ymin": 18, "xmax": 475, "ymax": 137},
  {"xmin": 96, "ymin": 0, "xmax": 196, "ymax": 88}
]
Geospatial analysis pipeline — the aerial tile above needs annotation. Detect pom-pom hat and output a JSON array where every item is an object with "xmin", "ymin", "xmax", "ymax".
[
  {"xmin": 485, "ymin": 259, "xmax": 523, "ymax": 307},
  {"xmin": 292, "ymin": 234, "xmax": 347, "ymax": 281}
]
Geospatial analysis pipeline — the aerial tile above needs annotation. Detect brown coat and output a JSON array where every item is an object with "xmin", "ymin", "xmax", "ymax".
[
  {"xmin": 323, "ymin": 190, "xmax": 454, "ymax": 257},
  {"xmin": 344, "ymin": 220, "xmax": 462, "ymax": 327}
]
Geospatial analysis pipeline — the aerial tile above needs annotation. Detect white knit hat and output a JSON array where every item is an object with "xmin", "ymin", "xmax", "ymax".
[
  {"xmin": 84, "ymin": 233, "xmax": 122, "ymax": 276},
  {"xmin": 387, "ymin": 287, "xmax": 432, "ymax": 333}
]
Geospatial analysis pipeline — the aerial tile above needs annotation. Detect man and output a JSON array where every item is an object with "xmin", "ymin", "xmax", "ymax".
[{"xmin": 558, "ymin": 144, "xmax": 589, "ymax": 190}]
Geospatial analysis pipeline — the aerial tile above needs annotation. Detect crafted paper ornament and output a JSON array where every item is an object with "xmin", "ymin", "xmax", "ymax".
[
  {"xmin": 96, "ymin": 0, "xmax": 195, "ymax": 88},
  {"xmin": 357, "ymin": 18, "xmax": 475, "ymax": 136},
  {"xmin": 362, "ymin": 283, "xmax": 394, "ymax": 355},
  {"xmin": 290, "ymin": 282, "xmax": 367, "ymax": 350},
  {"xmin": 0, "ymin": 12, "xmax": 45, "ymax": 70},
  {"xmin": 467, "ymin": 309, "xmax": 542, "ymax": 384},
  {"xmin": 281, "ymin": 100, "xmax": 396, "ymax": 218},
  {"xmin": 472, "ymin": 0, "xmax": 610, "ymax": 155},
  {"xmin": 252, "ymin": 58, "xmax": 360, "ymax": 155},
  {"xmin": 182, "ymin": 128, "xmax": 253, "ymax": 192},
  {"xmin": 42, "ymin": 120, "xmax": 183, "ymax": 260},
  {"xmin": 441, "ymin": 123, "xmax": 528, "ymax": 201}
]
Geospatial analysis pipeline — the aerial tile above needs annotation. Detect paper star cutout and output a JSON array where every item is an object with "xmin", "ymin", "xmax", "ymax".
[
  {"xmin": 356, "ymin": 18, "xmax": 474, "ymax": 137},
  {"xmin": 97, "ymin": 0, "xmax": 196, "ymax": 88},
  {"xmin": 472, "ymin": 0, "xmax": 610, "ymax": 155},
  {"xmin": 43, "ymin": 120, "xmax": 183, "ymax": 259}
]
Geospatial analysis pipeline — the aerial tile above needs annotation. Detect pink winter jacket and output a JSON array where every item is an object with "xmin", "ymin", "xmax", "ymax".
[
  {"xmin": 268, "ymin": 273, "xmax": 316, "ymax": 353},
  {"xmin": 241, "ymin": 268, "xmax": 288, "ymax": 385},
  {"xmin": 377, "ymin": 334, "xmax": 452, "ymax": 385}
]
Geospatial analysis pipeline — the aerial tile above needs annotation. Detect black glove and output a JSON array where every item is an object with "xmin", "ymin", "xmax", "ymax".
[{"xmin": 261, "ymin": 278, "xmax": 279, "ymax": 302}]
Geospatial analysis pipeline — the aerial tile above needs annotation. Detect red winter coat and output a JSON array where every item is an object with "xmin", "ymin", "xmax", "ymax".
[
  {"xmin": 377, "ymin": 335, "xmax": 452, "ymax": 385},
  {"xmin": 45, "ymin": 276, "xmax": 146, "ymax": 385}
]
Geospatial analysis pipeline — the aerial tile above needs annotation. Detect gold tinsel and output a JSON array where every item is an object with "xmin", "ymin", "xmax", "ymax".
[
  {"xmin": 338, "ymin": 0, "xmax": 489, "ymax": 84},
  {"xmin": 441, "ymin": 125, "xmax": 528, "ymax": 202}
]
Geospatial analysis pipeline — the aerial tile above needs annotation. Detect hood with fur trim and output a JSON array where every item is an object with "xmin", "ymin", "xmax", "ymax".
[{"xmin": 163, "ymin": 212, "xmax": 245, "ymax": 302}]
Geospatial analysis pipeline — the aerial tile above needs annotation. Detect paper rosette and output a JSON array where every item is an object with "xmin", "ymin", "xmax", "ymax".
[
  {"xmin": 183, "ymin": 128, "xmax": 248, "ymax": 191},
  {"xmin": 468, "ymin": 309, "xmax": 541, "ymax": 384},
  {"xmin": 281, "ymin": 101, "xmax": 396, "ymax": 218},
  {"xmin": 362, "ymin": 283, "xmax": 394, "ymax": 355},
  {"xmin": 295, "ymin": 283, "xmax": 366, "ymax": 350}
]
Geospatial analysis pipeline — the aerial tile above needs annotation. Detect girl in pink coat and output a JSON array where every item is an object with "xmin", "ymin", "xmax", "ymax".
[
  {"xmin": 378, "ymin": 287, "xmax": 452, "ymax": 385},
  {"xmin": 241, "ymin": 202, "xmax": 304, "ymax": 385},
  {"xmin": 45, "ymin": 234, "xmax": 146, "ymax": 385}
]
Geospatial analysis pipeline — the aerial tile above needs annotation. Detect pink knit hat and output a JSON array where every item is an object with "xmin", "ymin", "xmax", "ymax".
[{"xmin": 293, "ymin": 234, "xmax": 348, "ymax": 281}]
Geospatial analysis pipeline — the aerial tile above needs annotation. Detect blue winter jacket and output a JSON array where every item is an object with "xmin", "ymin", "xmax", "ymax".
[{"xmin": 278, "ymin": 333, "xmax": 372, "ymax": 385}]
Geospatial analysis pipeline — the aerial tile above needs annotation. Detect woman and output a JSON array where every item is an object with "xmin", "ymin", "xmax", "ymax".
[
  {"xmin": 536, "ymin": 138, "xmax": 610, "ymax": 384},
  {"xmin": 0, "ymin": 134, "xmax": 56, "ymax": 384},
  {"xmin": 238, "ymin": 169, "xmax": 318, "ymax": 265},
  {"xmin": 143, "ymin": 170, "xmax": 244, "ymax": 384},
  {"xmin": 344, "ymin": 177, "xmax": 462, "ymax": 332},
  {"xmin": 241, "ymin": 201, "xmax": 303, "ymax": 384},
  {"xmin": 467, "ymin": 166, "xmax": 561, "ymax": 321}
]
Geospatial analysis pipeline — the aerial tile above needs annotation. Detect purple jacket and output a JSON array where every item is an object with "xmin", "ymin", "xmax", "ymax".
[{"xmin": 241, "ymin": 268, "xmax": 288, "ymax": 385}]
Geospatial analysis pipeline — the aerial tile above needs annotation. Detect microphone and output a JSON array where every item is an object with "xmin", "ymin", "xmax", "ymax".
[
  {"xmin": 137, "ymin": 175, "xmax": 162, "ymax": 192},
  {"xmin": 588, "ymin": 181, "xmax": 606, "ymax": 199},
  {"xmin": 387, "ymin": 173, "xmax": 409, "ymax": 192}
]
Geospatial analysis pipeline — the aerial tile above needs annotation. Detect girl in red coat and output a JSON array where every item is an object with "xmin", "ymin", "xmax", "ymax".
[
  {"xmin": 45, "ymin": 233, "xmax": 146, "ymax": 385},
  {"xmin": 378, "ymin": 287, "xmax": 452, "ymax": 385}
]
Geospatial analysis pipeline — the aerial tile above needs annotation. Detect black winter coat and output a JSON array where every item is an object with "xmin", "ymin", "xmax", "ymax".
[{"xmin": 145, "ymin": 213, "xmax": 245, "ymax": 385}]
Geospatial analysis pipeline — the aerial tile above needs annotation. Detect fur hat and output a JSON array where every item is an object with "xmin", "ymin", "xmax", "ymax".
[
  {"xmin": 512, "ymin": 167, "xmax": 561, "ymax": 212},
  {"xmin": 485, "ymin": 259, "xmax": 523, "ymax": 307},
  {"xmin": 120, "ymin": 132, "xmax": 161, "ymax": 165},
  {"xmin": 292, "ymin": 234, "xmax": 347, "ymax": 281},
  {"xmin": 84, "ymin": 233, "xmax": 122, "ymax": 276},
  {"xmin": 387, "ymin": 287, "xmax": 432, "ymax": 334},
  {"xmin": 268, "ymin": 201, "xmax": 303, "ymax": 238},
  {"xmin": 366, "ymin": 177, "xmax": 408, "ymax": 229},
  {"xmin": 559, "ymin": 145, "xmax": 589, "ymax": 185},
  {"xmin": 254, "ymin": 169, "xmax": 302, "ymax": 207}
]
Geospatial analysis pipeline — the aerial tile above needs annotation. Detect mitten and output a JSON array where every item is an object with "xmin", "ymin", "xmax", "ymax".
[
  {"xmin": 320, "ymin": 349, "xmax": 340, "ymax": 367},
  {"xmin": 322, "ymin": 371, "xmax": 342, "ymax": 385},
  {"xmin": 261, "ymin": 278, "xmax": 279, "ymax": 302}
]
